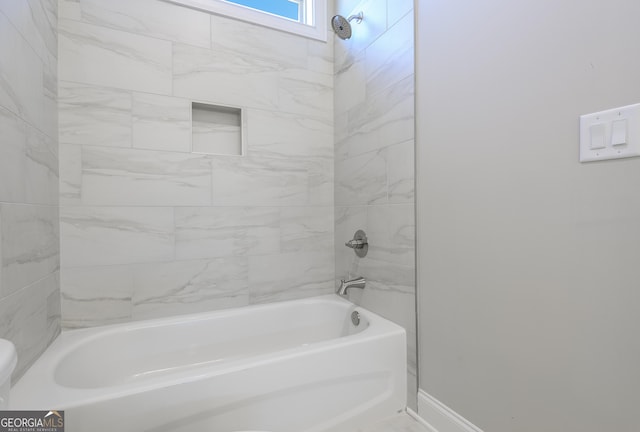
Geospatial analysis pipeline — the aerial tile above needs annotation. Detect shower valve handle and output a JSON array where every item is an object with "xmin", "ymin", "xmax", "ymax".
[
  {"xmin": 345, "ymin": 239, "xmax": 366, "ymax": 249},
  {"xmin": 344, "ymin": 230, "xmax": 368, "ymax": 258}
]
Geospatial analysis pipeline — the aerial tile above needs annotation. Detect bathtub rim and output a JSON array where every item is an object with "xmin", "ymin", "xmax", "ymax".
[{"xmin": 11, "ymin": 294, "xmax": 406, "ymax": 410}]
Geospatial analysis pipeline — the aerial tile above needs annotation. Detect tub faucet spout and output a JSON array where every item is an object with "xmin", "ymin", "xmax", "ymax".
[{"xmin": 337, "ymin": 277, "xmax": 366, "ymax": 296}]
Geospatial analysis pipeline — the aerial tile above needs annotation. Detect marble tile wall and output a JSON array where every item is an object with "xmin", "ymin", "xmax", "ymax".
[
  {"xmin": 58, "ymin": 0, "xmax": 335, "ymax": 328},
  {"xmin": 333, "ymin": 0, "xmax": 416, "ymax": 410},
  {"xmin": 0, "ymin": 1, "xmax": 60, "ymax": 380}
]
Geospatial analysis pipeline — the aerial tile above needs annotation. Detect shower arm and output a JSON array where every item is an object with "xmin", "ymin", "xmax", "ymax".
[{"xmin": 348, "ymin": 12, "xmax": 363, "ymax": 23}]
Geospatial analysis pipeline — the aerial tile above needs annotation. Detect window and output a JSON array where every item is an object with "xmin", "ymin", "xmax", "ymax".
[
  {"xmin": 163, "ymin": 0, "xmax": 327, "ymax": 41},
  {"xmin": 225, "ymin": 0, "xmax": 302, "ymax": 22}
]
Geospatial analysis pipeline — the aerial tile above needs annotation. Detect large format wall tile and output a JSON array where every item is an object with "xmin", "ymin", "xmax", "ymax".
[
  {"xmin": 307, "ymin": 37, "xmax": 334, "ymax": 75},
  {"xmin": 0, "ymin": 0, "xmax": 60, "ymax": 382},
  {"xmin": 58, "ymin": 0, "xmax": 336, "ymax": 329},
  {"xmin": 365, "ymin": 11, "xmax": 414, "ymax": 98},
  {"xmin": 0, "ymin": 12, "xmax": 44, "ymax": 131},
  {"xmin": 387, "ymin": 140, "xmax": 415, "ymax": 204},
  {"xmin": 173, "ymin": 43, "xmax": 279, "ymax": 110},
  {"xmin": 0, "ymin": 107, "xmax": 28, "ymax": 203},
  {"xmin": 210, "ymin": 15, "xmax": 307, "ymax": 69},
  {"xmin": 248, "ymin": 250, "xmax": 334, "ymax": 303},
  {"xmin": 59, "ymin": 0, "xmax": 81, "ymax": 20},
  {"xmin": 131, "ymin": 257, "xmax": 249, "ymax": 319},
  {"xmin": 246, "ymin": 109, "xmax": 333, "ymax": 160},
  {"xmin": 0, "ymin": 204, "xmax": 59, "ymax": 298},
  {"xmin": 59, "ymin": 144, "xmax": 82, "ymax": 205},
  {"xmin": 62, "ymin": 257, "xmax": 251, "ymax": 327},
  {"xmin": 58, "ymin": 19, "xmax": 172, "ymax": 94},
  {"xmin": 42, "ymin": 55, "xmax": 58, "ymax": 140},
  {"xmin": 80, "ymin": 0, "xmax": 211, "ymax": 49},
  {"xmin": 25, "ymin": 127, "xmax": 59, "ymax": 205},
  {"xmin": 81, "ymin": 147, "xmax": 212, "ymax": 206},
  {"xmin": 60, "ymin": 206, "xmax": 174, "ymax": 266},
  {"xmin": 338, "ymin": 75, "xmax": 415, "ymax": 159},
  {"xmin": 334, "ymin": 52, "xmax": 366, "ymax": 116},
  {"xmin": 0, "ymin": 272, "xmax": 60, "ymax": 379},
  {"xmin": 132, "ymin": 93, "xmax": 191, "ymax": 153},
  {"xmin": 308, "ymin": 158, "xmax": 334, "ymax": 206},
  {"xmin": 175, "ymin": 207, "xmax": 281, "ymax": 260},
  {"xmin": 334, "ymin": 0, "xmax": 415, "ymax": 410},
  {"xmin": 0, "ymin": 0, "xmax": 57, "ymax": 63},
  {"xmin": 211, "ymin": 157, "xmax": 308, "ymax": 206},
  {"xmin": 280, "ymin": 207, "xmax": 334, "ymax": 254},
  {"xmin": 278, "ymin": 69, "xmax": 333, "ymax": 122},
  {"xmin": 335, "ymin": 150, "xmax": 387, "ymax": 206},
  {"xmin": 61, "ymin": 265, "xmax": 134, "ymax": 328},
  {"xmin": 387, "ymin": 0, "xmax": 414, "ymax": 27},
  {"xmin": 58, "ymin": 81, "xmax": 132, "ymax": 148}
]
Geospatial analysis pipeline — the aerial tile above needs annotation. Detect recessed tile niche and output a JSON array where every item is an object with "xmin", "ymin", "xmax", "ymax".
[{"xmin": 191, "ymin": 102, "xmax": 243, "ymax": 156}]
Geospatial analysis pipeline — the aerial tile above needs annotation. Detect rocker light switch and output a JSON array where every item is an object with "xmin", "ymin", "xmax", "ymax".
[
  {"xmin": 589, "ymin": 124, "xmax": 606, "ymax": 149},
  {"xmin": 611, "ymin": 119, "xmax": 628, "ymax": 146},
  {"xmin": 580, "ymin": 103, "xmax": 640, "ymax": 162}
]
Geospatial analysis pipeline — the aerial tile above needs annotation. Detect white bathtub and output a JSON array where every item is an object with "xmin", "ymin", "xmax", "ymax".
[{"xmin": 11, "ymin": 295, "xmax": 406, "ymax": 432}]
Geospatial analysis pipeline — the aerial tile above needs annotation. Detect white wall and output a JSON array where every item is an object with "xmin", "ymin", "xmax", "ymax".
[
  {"xmin": 58, "ymin": 0, "xmax": 335, "ymax": 327},
  {"xmin": 417, "ymin": 0, "xmax": 640, "ymax": 431},
  {"xmin": 333, "ymin": 0, "xmax": 416, "ymax": 409},
  {"xmin": 0, "ymin": 0, "xmax": 60, "ymax": 379}
]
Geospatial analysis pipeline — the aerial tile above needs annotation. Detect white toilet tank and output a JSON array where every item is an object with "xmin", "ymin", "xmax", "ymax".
[{"xmin": 0, "ymin": 339, "xmax": 17, "ymax": 409}]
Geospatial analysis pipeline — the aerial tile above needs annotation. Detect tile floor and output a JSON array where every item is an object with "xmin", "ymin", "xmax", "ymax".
[{"xmin": 357, "ymin": 413, "xmax": 433, "ymax": 432}]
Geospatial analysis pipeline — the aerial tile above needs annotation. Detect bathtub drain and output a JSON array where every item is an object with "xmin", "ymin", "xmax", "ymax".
[{"xmin": 351, "ymin": 311, "xmax": 360, "ymax": 326}]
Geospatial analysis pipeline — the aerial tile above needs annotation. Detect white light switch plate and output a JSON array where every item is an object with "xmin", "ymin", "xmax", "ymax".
[{"xmin": 579, "ymin": 103, "xmax": 640, "ymax": 162}]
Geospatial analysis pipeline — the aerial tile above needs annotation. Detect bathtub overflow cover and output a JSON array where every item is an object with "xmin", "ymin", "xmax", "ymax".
[{"xmin": 351, "ymin": 311, "xmax": 360, "ymax": 326}]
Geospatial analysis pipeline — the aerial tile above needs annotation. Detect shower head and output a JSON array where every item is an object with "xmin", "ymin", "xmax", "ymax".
[{"xmin": 331, "ymin": 12, "xmax": 363, "ymax": 40}]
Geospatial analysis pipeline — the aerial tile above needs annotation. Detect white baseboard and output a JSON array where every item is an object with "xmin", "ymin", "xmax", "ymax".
[
  {"xmin": 414, "ymin": 390, "xmax": 484, "ymax": 432},
  {"xmin": 407, "ymin": 407, "xmax": 438, "ymax": 432}
]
